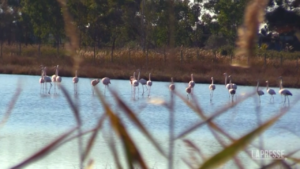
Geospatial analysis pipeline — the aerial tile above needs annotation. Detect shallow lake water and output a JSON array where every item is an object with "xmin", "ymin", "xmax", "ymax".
[{"xmin": 0, "ymin": 74, "xmax": 300, "ymax": 169}]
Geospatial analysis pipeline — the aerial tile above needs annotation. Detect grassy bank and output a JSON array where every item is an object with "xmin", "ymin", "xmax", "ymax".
[{"xmin": 1, "ymin": 44, "xmax": 300, "ymax": 88}]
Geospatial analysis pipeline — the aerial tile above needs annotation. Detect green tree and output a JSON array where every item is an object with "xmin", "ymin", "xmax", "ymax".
[
  {"xmin": 203, "ymin": 0, "xmax": 248, "ymax": 44},
  {"xmin": 21, "ymin": 0, "xmax": 65, "ymax": 56}
]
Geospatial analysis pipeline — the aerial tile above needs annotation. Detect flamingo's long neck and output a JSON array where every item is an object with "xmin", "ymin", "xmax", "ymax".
[
  {"xmin": 171, "ymin": 78, "xmax": 174, "ymax": 84},
  {"xmin": 224, "ymin": 74, "xmax": 227, "ymax": 85},
  {"xmin": 266, "ymin": 82, "xmax": 269, "ymax": 90},
  {"xmin": 212, "ymin": 78, "xmax": 214, "ymax": 85},
  {"xmin": 256, "ymin": 81, "xmax": 259, "ymax": 91},
  {"xmin": 280, "ymin": 80, "xmax": 283, "ymax": 89},
  {"xmin": 75, "ymin": 71, "xmax": 77, "ymax": 77},
  {"xmin": 149, "ymin": 73, "xmax": 151, "ymax": 81},
  {"xmin": 191, "ymin": 74, "xmax": 194, "ymax": 81}
]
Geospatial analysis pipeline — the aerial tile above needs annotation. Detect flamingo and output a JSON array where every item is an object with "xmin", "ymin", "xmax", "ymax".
[
  {"xmin": 188, "ymin": 74, "xmax": 195, "ymax": 90},
  {"xmin": 91, "ymin": 79, "xmax": 100, "ymax": 95},
  {"xmin": 130, "ymin": 72, "xmax": 135, "ymax": 94},
  {"xmin": 224, "ymin": 73, "xmax": 235, "ymax": 101},
  {"xmin": 209, "ymin": 77, "xmax": 216, "ymax": 101},
  {"xmin": 132, "ymin": 72, "xmax": 139, "ymax": 98},
  {"xmin": 101, "ymin": 77, "xmax": 111, "ymax": 95},
  {"xmin": 43, "ymin": 67, "xmax": 52, "ymax": 94},
  {"xmin": 136, "ymin": 69, "xmax": 141, "ymax": 94},
  {"xmin": 278, "ymin": 76, "xmax": 292, "ymax": 104},
  {"xmin": 139, "ymin": 77, "xmax": 147, "ymax": 96},
  {"xmin": 228, "ymin": 75, "xmax": 236, "ymax": 102},
  {"xmin": 186, "ymin": 85, "xmax": 192, "ymax": 100},
  {"xmin": 228, "ymin": 88, "xmax": 236, "ymax": 102},
  {"xmin": 256, "ymin": 80, "xmax": 264, "ymax": 103},
  {"xmin": 73, "ymin": 70, "xmax": 79, "ymax": 94},
  {"xmin": 39, "ymin": 67, "xmax": 45, "ymax": 94},
  {"xmin": 146, "ymin": 73, "xmax": 152, "ymax": 97},
  {"xmin": 56, "ymin": 65, "xmax": 62, "ymax": 84},
  {"xmin": 266, "ymin": 80, "xmax": 276, "ymax": 102},
  {"xmin": 52, "ymin": 65, "xmax": 61, "ymax": 93},
  {"xmin": 169, "ymin": 77, "xmax": 175, "ymax": 91},
  {"xmin": 51, "ymin": 68, "xmax": 57, "ymax": 89},
  {"xmin": 224, "ymin": 73, "xmax": 237, "ymax": 90}
]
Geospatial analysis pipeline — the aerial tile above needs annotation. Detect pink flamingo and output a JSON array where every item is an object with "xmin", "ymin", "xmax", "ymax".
[
  {"xmin": 146, "ymin": 73, "xmax": 152, "ymax": 97},
  {"xmin": 73, "ymin": 70, "xmax": 79, "ymax": 93},
  {"xmin": 266, "ymin": 80, "xmax": 276, "ymax": 102},
  {"xmin": 256, "ymin": 80, "xmax": 264, "ymax": 103},
  {"xmin": 169, "ymin": 77, "xmax": 175, "ymax": 91},
  {"xmin": 188, "ymin": 74, "xmax": 195, "ymax": 90},
  {"xmin": 186, "ymin": 85, "xmax": 192, "ymax": 100},
  {"xmin": 43, "ymin": 66, "xmax": 52, "ymax": 94},
  {"xmin": 91, "ymin": 79, "xmax": 100, "ymax": 95},
  {"xmin": 278, "ymin": 76, "xmax": 292, "ymax": 104},
  {"xmin": 101, "ymin": 77, "xmax": 111, "ymax": 95},
  {"xmin": 209, "ymin": 77, "xmax": 216, "ymax": 101},
  {"xmin": 39, "ymin": 67, "xmax": 45, "ymax": 94}
]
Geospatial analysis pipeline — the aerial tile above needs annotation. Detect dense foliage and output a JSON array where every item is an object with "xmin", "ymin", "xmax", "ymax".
[{"xmin": 0, "ymin": 0, "xmax": 300, "ymax": 54}]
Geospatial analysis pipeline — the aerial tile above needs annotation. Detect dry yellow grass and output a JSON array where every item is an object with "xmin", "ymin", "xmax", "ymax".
[{"xmin": 1, "ymin": 44, "xmax": 300, "ymax": 87}]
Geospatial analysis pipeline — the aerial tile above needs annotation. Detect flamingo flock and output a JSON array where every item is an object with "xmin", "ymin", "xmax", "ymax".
[{"xmin": 38, "ymin": 67, "xmax": 293, "ymax": 104}]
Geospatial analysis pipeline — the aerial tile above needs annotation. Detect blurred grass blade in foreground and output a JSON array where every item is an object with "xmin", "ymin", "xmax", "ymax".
[
  {"xmin": 95, "ymin": 88, "xmax": 148, "ymax": 169},
  {"xmin": 0, "ymin": 86, "xmax": 21, "ymax": 129},
  {"xmin": 110, "ymin": 89, "xmax": 167, "ymax": 157},
  {"xmin": 199, "ymin": 106, "xmax": 293, "ymax": 169},
  {"xmin": 10, "ymin": 127, "xmax": 78, "ymax": 169}
]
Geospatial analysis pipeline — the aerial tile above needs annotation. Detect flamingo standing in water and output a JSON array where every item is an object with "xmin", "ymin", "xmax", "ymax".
[
  {"xmin": 91, "ymin": 79, "xmax": 100, "ymax": 95},
  {"xmin": 224, "ymin": 73, "xmax": 237, "ymax": 90},
  {"xmin": 146, "ymin": 73, "xmax": 152, "ymax": 97},
  {"xmin": 132, "ymin": 72, "xmax": 139, "ymax": 98},
  {"xmin": 130, "ymin": 72, "xmax": 135, "ymax": 94},
  {"xmin": 188, "ymin": 74, "xmax": 195, "ymax": 91},
  {"xmin": 228, "ymin": 75, "xmax": 236, "ymax": 102},
  {"xmin": 169, "ymin": 77, "xmax": 175, "ymax": 91},
  {"xmin": 186, "ymin": 85, "xmax": 192, "ymax": 100},
  {"xmin": 56, "ymin": 65, "xmax": 62, "ymax": 85},
  {"xmin": 51, "ymin": 68, "xmax": 57, "ymax": 92},
  {"xmin": 139, "ymin": 76, "xmax": 147, "ymax": 96},
  {"xmin": 43, "ymin": 66, "xmax": 52, "ymax": 94},
  {"xmin": 101, "ymin": 77, "xmax": 111, "ymax": 95},
  {"xmin": 39, "ymin": 67, "xmax": 45, "ymax": 94},
  {"xmin": 256, "ymin": 80, "xmax": 264, "ymax": 103},
  {"xmin": 73, "ymin": 70, "xmax": 79, "ymax": 94},
  {"xmin": 266, "ymin": 80, "xmax": 276, "ymax": 103},
  {"xmin": 278, "ymin": 76, "xmax": 292, "ymax": 104},
  {"xmin": 209, "ymin": 77, "xmax": 216, "ymax": 101}
]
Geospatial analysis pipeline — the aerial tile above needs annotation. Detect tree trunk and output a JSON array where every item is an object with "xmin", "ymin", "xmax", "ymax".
[
  {"xmin": 93, "ymin": 41, "xmax": 96, "ymax": 62},
  {"xmin": 38, "ymin": 42, "xmax": 41, "ymax": 57},
  {"xmin": 128, "ymin": 49, "xmax": 131, "ymax": 64},
  {"xmin": 19, "ymin": 41, "xmax": 21, "ymax": 56},
  {"xmin": 264, "ymin": 53, "xmax": 266, "ymax": 68},
  {"xmin": 180, "ymin": 49, "xmax": 183, "ymax": 62},
  {"xmin": 111, "ymin": 38, "xmax": 115, "ymax": 62},
  {"xmin": 56, "ymin": 37, "xmax": 59, "ymax": 56},
  {"xmin": 146, "ymin": 46, "xmax": 148, "ymax": 68},
  {"xmin": 297, "ymin": 56, "xmax": 299, "ymax": 68},
  {"xmin": 0, "ymin": 40, "xmax": 3, "ymax": 58},
  {"xmin": 164, "ymin": 47, "xmax": 166, "ymax": 63}
]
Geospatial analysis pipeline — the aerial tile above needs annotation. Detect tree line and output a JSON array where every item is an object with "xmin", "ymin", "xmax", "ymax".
[{"xmin": 0, "ymin": 0, "xmax": 300, "ymax": 57}]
